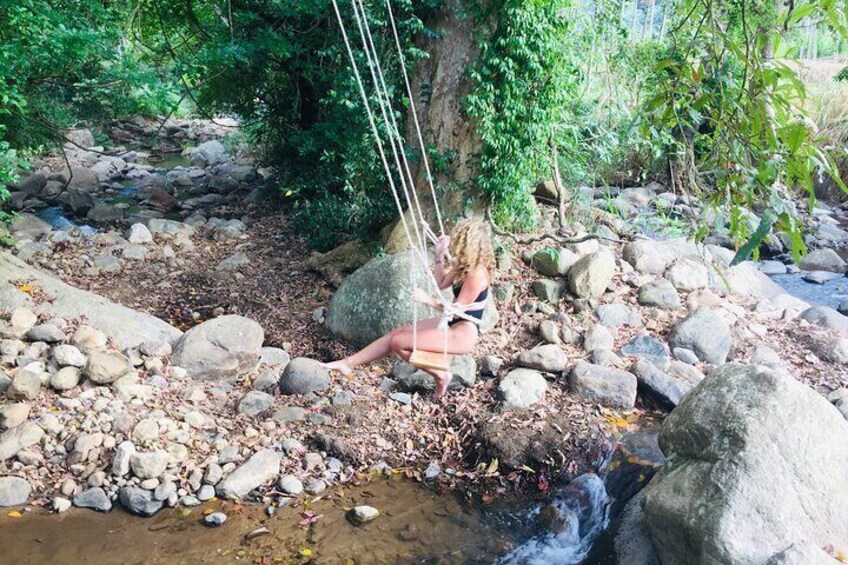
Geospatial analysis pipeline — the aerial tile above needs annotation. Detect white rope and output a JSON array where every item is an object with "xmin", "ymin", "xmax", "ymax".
[{"xmin": 383, "ymin": 0, "xmax": 445, "ymax": 236}]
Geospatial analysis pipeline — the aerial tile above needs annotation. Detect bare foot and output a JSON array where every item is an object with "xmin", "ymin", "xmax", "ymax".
[
  {"xmin": 432, "ymin": 371, "xmax": 452, "ymax": 400},
  {"xmin": 320, "ymin": 360, "xmax": 353, "ymax": 377}
]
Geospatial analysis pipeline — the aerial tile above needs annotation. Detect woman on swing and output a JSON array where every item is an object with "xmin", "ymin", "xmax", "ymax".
[{"xmin": 323, "ymin": 219, "xmax": 494, "ymax": 399}]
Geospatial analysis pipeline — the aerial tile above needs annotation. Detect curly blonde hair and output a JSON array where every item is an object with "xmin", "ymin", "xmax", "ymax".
[{"xmin": 448, "ymin": 219, "xmax": 496, "ymax": 283}]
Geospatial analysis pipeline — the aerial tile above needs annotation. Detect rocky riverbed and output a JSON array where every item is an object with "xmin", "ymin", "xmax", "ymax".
[{"xmin": 1, "ymin": 119, "xmax": 847, "ymax": 563}]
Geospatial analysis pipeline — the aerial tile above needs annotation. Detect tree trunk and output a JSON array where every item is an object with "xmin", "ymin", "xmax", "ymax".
[{"xmin": 385, "ymin": 0, "xmax": 483, "ymax": 251}]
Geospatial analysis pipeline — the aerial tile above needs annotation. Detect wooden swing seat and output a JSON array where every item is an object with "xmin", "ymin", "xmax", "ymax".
[{"xmin": 409, "ymin": 350, "xmax": 452, "ymax": 372}]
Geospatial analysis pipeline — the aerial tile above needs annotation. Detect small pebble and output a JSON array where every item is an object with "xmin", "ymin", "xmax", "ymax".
[{"xmin": 203, "ymin": 512, "xmax": 227, "ymax": 527}]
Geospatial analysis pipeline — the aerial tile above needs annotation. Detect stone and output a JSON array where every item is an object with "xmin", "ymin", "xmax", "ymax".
[
  {"xmin": 84, "ymin": 350, "xmax": 132, "ymax": 384},
  {"xmin": 799, "ymin": 305, "xmax": 848, "ymax": 332},
  {"xmin": 481, "ymin": 355, "xmax": 504, "ymax": 376},
  {"xmin": 672, "ymin": 347, "xmax": 700, "ymax": 365},
  {"xmin": 798, "ymin": 248, "xmax": 846, "ymax": 273},
  {"xmin": 637, "ymin": 279, "xmax": 682, "ymax": 310},
  {"xmin": 217, "ymin": 252, "xmax": 250, "ymax": 271},
  {"xmin": 538, "ymin": 320, "xmax": 561, "ymax": 344},
  {"xmin": 53, "ymin": 344, "xmax": 86, "ymax": 367},
  {"xmin": 130, "ymin": 450, "xmax": 169, "ymax": 479},
  {"xmin": 216, "ymin": 449, "xmax": 281, "ymax": 499},
  {"xmin": 154, "ymin": 481, "xmax": 177, "ymax": 502},
  {"xmin": 278, "ymin": 358, "xmax": 330, "ymax": 395},
  {"xmin": 583, "ymin": 323, "xmax": 615, "ymax": 352},
  {"xmin": 189, "ymin": 140, "xmax": 227, "ymax": 167},
  {"xmin": 643, "ymin": 364, "xmax": 848, "ymax": 564},
  {"xmin": 65, "ymin": 128, "xmax": 96, "ymax": 148},
  {"xmin": 73, "ymin": 487, "xmax": 112, "ymax": 512},
  {"xmin": 0, "ymin": 422, "xmax": 44, "ymax": 461},
  {"xmin": 7, "ymin": 367, "xmax": 42, "ymax": 400},
  {"xmin": 0, "ymin": 476, "xmax": 31, "ymax": 506},
  {"xmin": 53, "ymin": 497, "xmax": 72, "ymax": 513},
  {"xmin": 258, "ymin": 347, "xmax": 290, "ymax": 367},
  {"xmin": 172, "ymin": 315, "xmax": 263, "ymax": 381},
  {"xmin": 389, "ymin": 392, "xmax": 412, "ymax": 405},
  {"xmin": 569, "ymin": 361, "xmax": 637, "ymax": 409},
  {"xmin": 759, "ymin": 260, "xmax": 788, "ymax": 275},
  {"xmin": 140, "ymin": 340, "xmax": 172, "ymax": 357},
  {"xmin": 26, "ymin": 324, "xmax": 65, "ymax": 343},
  {"xmin": 623, "ymin": 240, "xmax": 675, "ymax": 274},
  {"xmin": 304, "ymin": 479, "xmax": 327, "ymax": 495},
  {"xmin": 73, "ymin": 326, "xmax": 108, "ymax": 351},
  {"xmin": 127, "ymin": 223, "xmax": 153, "ymax": 244},
  {"xmin": 595, "ymin": 304, "xmax": 642, "ymax": 328},
  {"xmin": 238, "ymin": 391, "xmax": 275, "ymax": 417},
  {"xmin": 332, "ymin": 390, "xmax": 355, "ymax": 406},
  {"xmin": 632, "ymin": 358, "xmax": 700, "ymax": 408},
  {"xmin": 531, "ymin": 279, "xmax": 567, "ymax": 303},
  {"xmin": 498, "ymin": 369, "xmax": 548, "ymax": 408},
  {"xmin": 204, "ymin": 463, "xmax": 223, "ymax": 485},
  {"xmin": 767, "ymin": 544, "xmax": 843, "ymax": 565},
  {"xmin": 9, "ymin": 308, "xmax": 37, "ymax": 333},
  {"xmin": 119, "ymin": 486, "xmax": 164, "ymax": 517},
  {"xmin": 121, "ymin": 245, "xmax": 147, "ymax": 261},
  {"xmin": 619, "ymin": 335, "xmax": 671, "ymax": 371},
  {"xmin": 197, "ymin": 485, "xmax": 216, "ymax": 501},
  {"xmin": 326, "ymin": 251, "xmax": 445, "ymax": 346},
  {"xmin": 203, "ymin": 512, "xmax": 228, "ymax": 527},
  {"xmin": 50, "ymin": 366, "xmax": 81, "ymax": 391},
  {"xmin": 567, "ymin": 250, "xmax": 617, "ymax": 299},
  {"xmin": 668, "ymin": 308, "xmax": 733, "ymax": 364},
  {"xmin": 272, "ymin": 406, "xmax": 308, "ymax": 424},
  {"xmin": 278, "ymin": 474, "xmax": 304, "ymax": 495},
  {"xmin": 750, "ymin": 344, "xmax": 782, "ymax": 368},
  {"xmin": 614, "ymin": 491, "xmax": 661, "ymax": 565},
  {"xmin": 132, "ymin": 418, "xmax": 159, "ymax": 443},
  {"xmin": 517, "ymin": 344, "xmax": 567, "ymax": 373},
  {"xmin": 391, "ymin": 355, "xmax": 477, "ymax": 392},
  {"xmin": 349, "ymin": 505, "xmax": 380, "ymax": 525},
  {"xmin": 529, "ymin": 247, "xmax": 577, "ymax": 277},
  {"xmin": 0, "ymin": 404, "xmax": 30, "ymax": 431},
  {"xmin": 112, "ymin": 441, "xmax": 136, "ymax": 476}
]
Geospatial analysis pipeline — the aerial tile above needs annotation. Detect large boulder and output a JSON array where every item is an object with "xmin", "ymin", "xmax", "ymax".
[
  {"xmin": 216, "ymin": 449, "xmax": 281, "ymax": 499},
  {"xmin": 172, "ymin": 315, "xmax": 264, "ymax": 381},
  {"xmin": 798, "ymin": 248, "xmax": 847, "ymax": 273},
  {"xmin": 668, "ymin": 308, "xmax": 732, "ymax": 365},
  {"xmin": 326, "ymin": 251, "xmax": 436, "ymax": 347},
  {"xmin": 189, "ymin": 140, "xmax": 227, "ymax": 167},
  {"xmin": 568, "ymin": 361, "xmax": 637, "ymax": 409},
  {"xmin": 567, "ymin": 250, "xmax": 617, "ymax": 299},
  {"xmin": 643, "ymin": 364, "xmax": 848, "ymax": 564},
  {"xmin": 0, "ymin": 252, "xmax": 180, "ymax": 350},
  {"xmin": 623, "ymin": 240, "xmax": 675, "ymax": 275}
]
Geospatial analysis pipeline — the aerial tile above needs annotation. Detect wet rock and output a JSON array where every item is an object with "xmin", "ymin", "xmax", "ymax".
[
  {"xmin": 73, "ymin": 487, "xmax": 112, "ymax": 512},
  {"xmin": 619, "ymin": 335, "xmax": 671, "ymax": 371},
  {"xmin": 614, "ymin": 491, "xmax": 661, "ymax": 565},
  {"xmin": 0, "ymin": 404, "xmax": 29, "ymax": 431},
  {"xmin": 569, "ymin": 361, "xmax": 637, "ymax": 409},
  {"xmin": 798, "ymin": 248, "xmax": 846, "ymax": 273},
  {"xmin": 119, "ymin": 486, "xmax": 164, "ymax": 517},
  {"xmin": 85, "ymin": 350, "xmax": 133, "ymax": 384},
  {"xmin": 237, "ymin": 390, "xmax": 275, "ymax": 417},
  {"xmin": 349, "ymin": 505, "xmax": 380, "ymax": 525},
  {"xmin": 278, "ymin": 358, "xmax": 330, "ymax": 395},
  {"xmin": 799, "ymin": 305, "xmax": 848, "ymax": 332},
  {"xmin": 216, "ymin": 449, "xmax": 281, "ymax": 499},
  {"xmin": 0, "ymin": 476, "xmax": 31, "ymax": 507},
  {"xmin": 278, "ymin": 474, "xmax": 304, "ymax": 495},
  {"xmin": 172, "ymin": 315, "xmax": 263, "ymax": 381},
  {"xmin": 203, "ymin": 512, "xmax": 227, "ymax": 527},
  {"xmin": 517, "ymin": 344, "xmax": 567, "ymax": 373},
  {"xmin": 668, "ymin": 308, "xmax": 733, "ymax": 364},
  {"xmin": 498, "ymin": 368, "xmax": 548, "ymax": 408},
  {"xmin": 637, "ymin": 279, "xmax": 682, "ymax": 310},
  {"xmin": 567, "ymin": 250, "xmax": 617, "ymax": 299},
  {"xmin": 53, "ymin": 344, "xmax": 86, "ymax": 367},
  {"xmin": 87, "ymin": 202, "xmax": 123, "ymax": 223},
  {"xmin": 644, "ymin": 364, "xmax": 848, "ymax": 564}
]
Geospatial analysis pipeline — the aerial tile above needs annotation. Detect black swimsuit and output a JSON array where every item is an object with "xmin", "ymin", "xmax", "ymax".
[{"xmin": 448, "ymin": 284, "xmax": 489, "ymax": 327}]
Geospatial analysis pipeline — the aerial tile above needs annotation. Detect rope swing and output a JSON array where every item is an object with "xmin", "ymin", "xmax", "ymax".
[{"xmin": 330, "ymin": 0, "xmax": 485, "ymax": 372}]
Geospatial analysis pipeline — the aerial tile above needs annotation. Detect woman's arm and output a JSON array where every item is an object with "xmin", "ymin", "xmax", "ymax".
[
  {"xmin": 453, "ymin": 268, "xmax": 488, "ymax": 309},
  {"xmin": 434, "ymin": 235, "xmax": 455, "ymax": 289}
]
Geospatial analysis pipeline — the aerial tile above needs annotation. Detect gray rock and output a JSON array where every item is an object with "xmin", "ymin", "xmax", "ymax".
[
  {"xmin": 87, "ymin": 202, "xmax": 123, "ymax": 223},
  {"xmin": 271, "ymin": 406, "xmax": 308, "ymax": 423},
  {"xmin": 0, "ymin": 403, "xmax": 29, "ymax": 431},
  {"xmin": 799, "ymin": 248, "xmax": 846, "ymax": 273},
  {"xmin": 197, "ymin": 485, "xmax": 216, "ymax": 501},
  {"xmin": 595, "ymin": 304, "xmax": 643, "ymax": 328},
  {"xmin": 140, "ymin": 340, "xmax": 172, "ymax": 357},
  {"xmin": 590, "ymin": 348, "xmax": 626, "ymax": 368},
  {"xmin": 799, "ymin": 305, "xmax": 848, "ymax": 332},
  {"xmin": 238, "ymin": 390, "xmax": 275, "ymax": 417},
  {"xmin": 119, "ymin": 486, "xmax": 164, "ymax": 517},
  {"xmin": 258, "ymin": 347, "xmax": 290, "ymax": 367},
  {"xmin": 216, "ymin": 449, "xmax": 281, "ymax": 499},
  {"xmin": 203, "ymin": 512, "xmax": 227, "ymax": 527},
  {"xmin": 172, "ymin": 315, "xmax": 263, "ymax": 381},
  {"xmin": 9, "ymin": 213, "xmax": 52, "ymax": 240},
  {"xmin": 529, "ymin": 247, "xmax": 577, "ymax": 276},
  {"xmin": 759, "ymin": 260, "xmax": 788, "ymax": 275},
  {"xmin": 517, "ymin": 344, "xmax": 567, "ymax": 373},
  {"xmin": 189, "ymin": 140, "xmax": 228, "ymax": 167},
  {"xmin": 767, "ymin": 544, "xmax": 843, "ymax": 565},
  {"xmin": 53, "ymin": 344, "xmax": 86, "ymax": 367},
  {"xmin": 129, "ymin": 450, "xmax": 169, "ymax": 480},
  {"xmin": 0, "ymin": 476, "xmax": 31, "ymax": 506},
  {"xmin": 127, "ymin": 223, "xmax": 153, "ymax": 244},
  {"xmin": 349, "ymin": 505, "xmax": 380, "ymax": 525},
  {"xmin": 391, "ymin": 355, "xmax": 476, "ymax": 392},
  {"xmin": 50, "ymin": 366, "xmax": 81, "ymax": 391},
  {"xmin": 53, "ymin": 497, "xmax": 72, "ymax": 513},
  {"xmin": 803, "ymin": 270, "xmax": 838, "ymax": 284},
  {"xmin": 278, "ymin": 358, "xmax": 330, "ymax": 395},
  {"xmin": 672, "ymin": 347, "xmax": 700, "ymax": 365},
  {"xmin": 112, "ymin": 441, "xmax": 136, "ymax": 477},
  {"xmin": 567, "ymin": 250, "xmax": 617, "ymax": 299},
  {"xmin": 637, "ymin": 279, "xmax": 682, "ymax": 310},
  {"xmin": 121, "ymin": 245, "xmax": 147, "ymax": 261},
  {"xmin": 538, "ymin": 320, "xmax": 562, "ymax": 344},
  {"xmin": 750, "ymin": 344, "xmax": 782, "ymax": 368},
  {"xmin": 531, "ymin": 279, "xmax": 567, "ymax": 303},
  {"xmin": 27, "ymin": 324, "xmax": 65, "ymax": 343},
  {"xmin": 424, "ymin": 460, "xmax": 441, "ymax": 479},
  {"xmin": 326, "ymin": 251, "xmax": 446, "ymax": 346},
  {"xmin": 84, "ymin": 350, "xmax": 133, "ymax": 384},
  {"xmin": 480, "ymin": 355, "xmax": 504, "ymax": 376},
  {"xmin": 583, "ymin": 323, "xmax": 615, "ymax": 352},
  {"xmin": 666, "ymin": 259, "xmax": 708, "ymax": 292},
  {"xmin": 623, "ymin": 240, "xmax": 675, "ymax": 274},
  {"xmin": 332, "ymin": 390, "xmax": 355, "ymax": 406},
  {"xmin": 217, "ymin": 252, "xmax": 250, "ymax": 271},
  {"xmin": 7, "ymin": 367, "xmax": 42, "ymax": 400},
  {"xmin": 0, "ymin": 422, "xmax": 44, "ymax": 461},
  {"xmin": 389, "ymin": 392, "xmax": 413, "ymax": 405},
  {"xmin": 498, "ymin": 368, "xmax": 548, "ymax": 408},
  {"xmin": 643, "ymin": 364, "xmax": 848, "ymax": 564},
  {"xmin": 614, "ymin": 491, "xmax": 661, "ymax": 565},
  {"xmin": 568, "ymin": 361, "xmax": 637, "ymax": 409},
  {"xmin": 73, "ymin": 487, "xmax": 112, "ymax": 512},
  {"xmin": 278, "ymin": 474, "xmax": 304, "ymax": 495},
  {"xmin": 154, "ymin": 481, "xmax": 177, "ymax": 502},
  {"xmin": 632, "ymin": 358, "xmax": 699, "ymax": 408},
  {"xmin": 619, "ymin": 335, "xmax": 671, "ymax": 371},
  {"xmin": 304, "ymin": 479, "xmax": 327, "ymax": 495},
  {"xmin": 668, "ymin": 308, "xmax": 733, "ymax": 364}
]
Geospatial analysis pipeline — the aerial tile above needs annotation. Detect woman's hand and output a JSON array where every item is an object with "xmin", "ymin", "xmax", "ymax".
[{"xmin": 435, "ymin": 235, "xmax": 450, "ymax": 259}]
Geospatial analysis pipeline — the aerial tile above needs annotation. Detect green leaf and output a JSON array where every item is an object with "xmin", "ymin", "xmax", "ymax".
[{"xmin": 731, "ymin": 212, "xmax": 776, "ymax": 267}]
